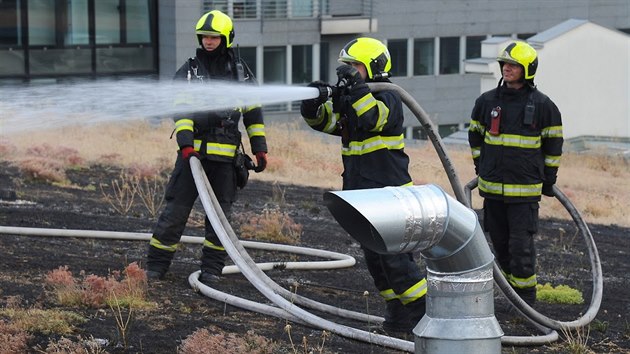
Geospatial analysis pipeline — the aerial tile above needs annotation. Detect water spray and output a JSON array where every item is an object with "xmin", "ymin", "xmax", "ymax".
[{"xmin": 0, "ymin": 80, "xmax": 320, "ymax": 134}]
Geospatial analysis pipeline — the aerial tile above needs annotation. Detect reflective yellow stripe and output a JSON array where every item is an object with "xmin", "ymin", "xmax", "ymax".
[
  {"xmin": 149, "ymin": 237, "xmax": 178, "ymax": 252},
  {"xmin": 203, "ymin": 240, "xmax": 225, "ymax": 251},
  {"xmin": 246, "ymin": 123, "xmax": 266, "ymax": 137},
  {"xmin": 469, "ymin": 119, "xmax": 484, "ymax": 134},
  {"xmin": 541, "ymin": 125, "xmax": 563, "ymax": 138},
  {"xmin": 484, "ymin": 133, "xmax": 541, "ymax": 148},
  {"xmin": 545, "ymin": 154, "xmax": 561, "ymax": 167},
  {"xmin": 380, "ymin": 288, "xmax": 398, "ymax": 301},
  {"xmin": 507, "ymin": 273, "xmax": 537, "ymax": 289},
  {"xmin": 370, "ymin": 101, "xmax": 390, "ymax": 133},
  {"xmin": 399, "ymin": 278, "xmax": 428, "ymax": 305},
  {"xmin": 478, "ymin": 177, "xmax": 542, "ymax": 197},
  {"xmin": 193, "ymin": 140, "xmax": 202, "ymax": 151},
  {"xmin": 206, "ymin": 142, "xmax": 237, "ymax": 157},
  {"xmin": 352, "ymin": 94, "xmax": 377, "ymax": 116},
  {"xmin": 341, "ymin": 134, "xmax": 405, "ymax": 156},
  {"xmin": 175, "ymin": 119, "xmax": 194, "ymax": 133},
  {"xmin": 401, "ymin": 181, "xmax": 413, "ymax": 187}
]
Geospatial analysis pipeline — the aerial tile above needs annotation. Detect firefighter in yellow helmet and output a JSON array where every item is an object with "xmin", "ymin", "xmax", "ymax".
[
  {"xmin": 301, "ymin": 37, "xmax": 427, "ymax": 334},
  {"xmin": 146, "ymin": 10, "xmax": 268, "ymax": 285},
  {"xmin": 468, "ymin": 41, "xmax": 563, "ymax": 305}
]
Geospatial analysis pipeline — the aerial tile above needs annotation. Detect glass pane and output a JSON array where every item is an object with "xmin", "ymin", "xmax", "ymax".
[
  {"xmin": 439, "ymin": 36, "xmax": 459, "ymax": 75},
  {"xmin": 28, "ymin": 0, "xmax": 55, "ymax": 46},
  {"xmin": 387, "ymin": 39, "xmax": 407, "ymax": 77},
  {"xmin": 237, "ymin": 46, "xmax": 257, "ymax": 79},
  {"xmin": 66, "ymin": 1, "xmax": 89, "ymax": 45},
  {"xmin": 126, "ymin": 0, "xmax": 151, "ymax": 43},
  {"xmin": 263, "ymin": 46, "xmax": 286, "ymax": 84},
  {"xmin": 292, "ymin": 45, "xmax": 312, "ymax": 84},
  {"xmin": 234, "ymin": 0, "xmax": 257, "ymax": 19},
  {"xmin": 29, "ymin": 48, "xmax": 92, "ymax": 74},
  {"xmin": 95, "ymin": 0, "xmax": 121, "ymax": 44},
  {"xmin": 292, "ymin": 0, "xmax": 312, "ymax": 17},
  {"xmin": 465, "ymin": 35, "xmax": 485, "ymax": 59},
  {"xmin": 319, "ymin": 41, "xmax": 328, "ymax": 82},
  {"xmin": 96, "ymin": 46, "xmax": 155, "ymax": 73},
  {"xmin": 262, "ymin": 0, "xmax": 287, "ymax": 19},
  {"xmin": 0, "ymin": 49, "xmax": 24, "ymax": 74},
  {"xmin": 413, "ymin": 38, "xmax": 433, "ymax": 76},
  {"xmin": 0, "ymin": 0, "xmax": 21, "ymax": 46},
  {"xmin": 203, "ymin": 0, "xmax": 228, "ymax": 14}
]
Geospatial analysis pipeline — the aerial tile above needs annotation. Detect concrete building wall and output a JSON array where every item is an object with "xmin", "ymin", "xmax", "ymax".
[
  {"xmin": 533, "ymin": 22, "xmax": 629, "ymax": 139},
  {"xmin": 159, "ymin": 0, "xmax": 630, "ymax": 138}
]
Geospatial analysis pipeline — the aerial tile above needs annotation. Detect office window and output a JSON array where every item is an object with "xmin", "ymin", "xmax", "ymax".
[
  {"xmin": 413, "ymin": 38, "xmax": 433, "ymax": 76},
  {"xmin": 126, "ymin": 0, "xmax": 152, "ymax": 43},
  {"xmin": 292, "ymin": 45, "xmax": 312, "ymax": 84},
  {"xmin": 466, "ymin": 36, "xmax": 485, "ymax": 59},
  {"xmin": 65, "ymin": 1, "xmax": 89, "ymax": 45},
  {"xmin": 95, "ymin": 0, "xmax": 121, "ymax": 44},
  {"xmin": 28, "ymin": 0, "xmax": 55, "ymax": 46},
  {"xmin": 0, "ymin": 0, "xmax": 20, "ymax": 46},
  {"xmin": 292, "ymin": 0, "xmax": 313, "ymax": 17},
  {"xmin": 439, "ymin": 37, "xmax": 459, "ymax": 75},
  {"xmin": 237, "ymin": 46, "xmax": 257, "ymax": 79},
  {"xmin": 387, "ymin": 39, "xmax": 407, "ymax": 77},
  {"xmin": 264, "ymin": 46, "xmax": 286, "ymax": 84},
  {"xmin": 320, "ymin": 41, "xmax": 329, "ymax": 82},
  {"xmin": 262, "ymin": 0, "xmax": 287, "ymax": 19},
  {"xmin": 234, "ymin": 0, "xmax": 257, "ymax": 19},
  {"xmin": 203, "ymin": 0, "xmax": 229, "ymax": 13}
]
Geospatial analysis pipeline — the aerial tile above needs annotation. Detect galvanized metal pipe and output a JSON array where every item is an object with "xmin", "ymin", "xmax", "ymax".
[{"xmin": 324, "ymin": 184, "xmax": 503, "ymax": 354}]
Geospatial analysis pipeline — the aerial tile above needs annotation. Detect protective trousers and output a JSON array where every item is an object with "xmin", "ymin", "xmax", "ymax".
[
  {"xmin": 147, "ymin": 156, "xmax": 237, "ymax": 276},
  {"xmin": 362, "ymin": 247, "xmax": 426, "ymax": 305},
  {"xmin": 483, "ymin": 199, "xmax": 539, "ymax": 302}
]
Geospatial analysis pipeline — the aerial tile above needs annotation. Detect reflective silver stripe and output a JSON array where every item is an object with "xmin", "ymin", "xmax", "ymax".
[
  {"xmin": 352, "ymin": 94, "xmax": 377, "ymax": 116},
  {"xmin": 469, "ymin": 119, "xmax": 484, "ymax": 134},
  {"xmin": 369, "ymin": 100, "xmax": 390, "ymax": 133},
  {"xmin": 471, "ymin": 147, "xmax": 480, "ymax": 158},
  {"xmin": 484, "ymin": 133, "xmax": 541, "ymax": 148},
  {"xmin": 380, "ymin": 288, "xmax": 397, "ymax": 301},
  {"xmin": 542, "ymin": 125, "xmax": 563, "ymax": 138},
  {"xmin": 206, "ymin": 143, "xmax": 238, "ymax": 157},
  {"xmin": 341, "ymin": 134, "xmax": 404, "ymax": 156},
  {"xmin": 399, "ymin": 278, "xmax": 427, "ymax": 305},
  {"xmin": 175, "ymin": 119, "xmax": 194, "ymax": 133},
  {"xmin": 246, "ymin": 123, "xmax": 266, "ymax": 137},
  {"xmin": 545, "ymin": 155, "xmax": 561, "ymax": 167}
]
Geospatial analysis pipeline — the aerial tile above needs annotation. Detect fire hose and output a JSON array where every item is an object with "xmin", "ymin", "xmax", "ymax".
[{"xmin": 367, "ymin": 83, "xmax": 602, "ymax": 345}]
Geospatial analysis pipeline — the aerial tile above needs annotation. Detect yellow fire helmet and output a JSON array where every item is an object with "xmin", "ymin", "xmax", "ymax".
[
  {"xmin": 195, "ymin": 10, "xmax": 235, "ymax": 48},
  {"xmin": 496, "ymin": 41, "xmax": 538, "ymax": 81},
  {"xmin": 338, "ymin": 37, "xmax": 391, "ymax": 80}
]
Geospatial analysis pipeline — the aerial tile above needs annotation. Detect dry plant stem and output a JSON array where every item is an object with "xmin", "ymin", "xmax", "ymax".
[
  {"xmin": 561, "ymin": 325, "xmax": 592, "ymax": 354},
  {"xmin": 109, "ymin": 291, "xmax": 134, "ymax": 349},
  {"xmin": 135, "ymin": 175, "xmax": 165, "ymax": 217},
  {"xmin": 100, "ymin": 171, "xmax": 138, "ymax": 215}
]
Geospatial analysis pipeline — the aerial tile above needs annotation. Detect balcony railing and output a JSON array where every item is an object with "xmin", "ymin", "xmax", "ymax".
[{"xmin": 203, "ymin": 0, "xmax": 373, "ymax": 20}]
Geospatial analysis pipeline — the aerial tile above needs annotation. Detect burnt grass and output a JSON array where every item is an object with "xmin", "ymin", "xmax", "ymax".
[{"xmin": 0, "ymin": 161, "xmax": 629, "ymax": 353}]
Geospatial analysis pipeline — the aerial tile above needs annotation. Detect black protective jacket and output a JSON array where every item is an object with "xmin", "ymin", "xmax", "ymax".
[
  {"xmin": 301, "ymin": 80, "xmax": 412, "ymax": 189},
  {"xmin": 468, "ymin": 84, "xmax": 563, "ymax": 202},
  {"xmin": 172, "ymin": 47, "xmax": 267, "ymax": 163}
]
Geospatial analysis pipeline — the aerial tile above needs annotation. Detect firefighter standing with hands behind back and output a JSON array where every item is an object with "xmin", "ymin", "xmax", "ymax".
[
  {"xmin": 146, "ymin": 10, "xmax": 268, "ymax": 285},
  {"xmin": 468, "ymin": 41, "xmax": 563, "ymax": 305},
  {"xmin": 301, "ymin": 37, "xmax": 427, "ymax": 335}
]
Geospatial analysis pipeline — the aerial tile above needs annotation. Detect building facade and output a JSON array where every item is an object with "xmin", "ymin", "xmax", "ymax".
[{"xmin": 1, "ymin": 0, "xmax": 629, "ymax": 138}]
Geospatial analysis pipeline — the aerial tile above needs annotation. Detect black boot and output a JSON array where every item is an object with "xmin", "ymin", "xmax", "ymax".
[{"xmin": 382, "ymin": 299, "xmax": 426, "ymax": 334}]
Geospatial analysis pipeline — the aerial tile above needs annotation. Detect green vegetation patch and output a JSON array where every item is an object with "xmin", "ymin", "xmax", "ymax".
[{"xmin": 537, "ymin": 283, "xmax": 584, "ymax": 304}]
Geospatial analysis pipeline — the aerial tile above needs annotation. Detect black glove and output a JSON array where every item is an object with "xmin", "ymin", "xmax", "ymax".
[
  {"xmin": 336, "ymin": 64, "xmax": 364, "ymax": 87},
  {"xmin": 542, "ymin": 183, "xmax": 555, "ymax": 197},
  {"xmin": 303, "ymin": 81, "xmax": 330, "ymax": 107}
]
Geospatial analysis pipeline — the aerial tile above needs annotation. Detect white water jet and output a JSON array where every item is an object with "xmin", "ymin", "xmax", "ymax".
[{"xmin": 0, "ymin": 79, "xmax": 319, "ymax": 134}]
